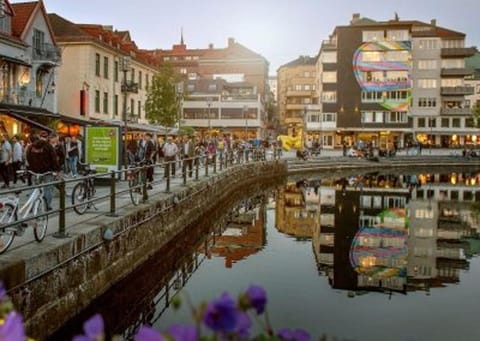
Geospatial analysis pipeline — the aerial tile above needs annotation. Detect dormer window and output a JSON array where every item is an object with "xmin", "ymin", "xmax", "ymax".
[{"xmin": 0, "ymin": 1, "xmax": 12, "ymax": 35}]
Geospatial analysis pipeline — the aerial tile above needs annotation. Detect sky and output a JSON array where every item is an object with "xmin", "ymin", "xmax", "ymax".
[{"xmin": 35, "ymin": 0, "xmax": 480, "ymax": 74}]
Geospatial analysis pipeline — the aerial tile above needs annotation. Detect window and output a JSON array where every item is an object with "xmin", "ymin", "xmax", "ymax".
[
  {"xmin": 442, "ymin": 59, "xmax": 464, "ymax": 68},
  {"xmin": 361, "ymin": 111, "xmax": 384, "ymax": 123},
  {"xmin": 418, "ymin": 118, "xmax": 426, "ymax": 127},
  {"xmin": 95, "ymin": 53, "xmax": 100, "ymax": 76},
  {"xmin": 303, "ymin": 71, "xmax": 310, "ymax": 77},
  {"xmin": 187, "ymin": 84, "xmax": 195, "ymax": 92},
  {"xmin": 146, "ymin": 74, "xmax": 149, "ymax": 90},
  {"xmin": 361, "ymin": 51, "xmax": 382, "ymax": 62},
  {"xmin": 386, "ymin": 30, "xmax": 409, "ymax": 41},
  {"xmin": 452, "ymin": 118, "xmax": 460, "ymax": 128},
  {"xmin": 130, "ymin": 98, "xmax": 135, "ymax": 116},
  {"xmin": 308, "ymin": 113, "xmax": 321, "ymax": 122},
  {"xmin": 466, "ymin": 118, "xmax": 475, "ymax": 128},
  {"xmin": 361, "ymin": 91, "xmax": 382, "ymax": 102},
  {"xmin": 441, "ymin": 79, "xmax": 463, "ymax": 87},
  {"xmin": 294, "ymin": 84, "xmax": 302, "ymax": 91},
  {"xmin": 114, "ymin": 61, "xmax": 119, "ymax": 82},
  {"xmin": 163, "ymin": 56, "xmax": 170, "ymax": 61},
  {"xmin": 362, "ymin": 30, "xmax": 384, "ymax": 42},
  {"xmin": 138, "ymin": 71, "xmax": 142, "ymax": 89},
  {"xmin": 33, "ymin": 29, "xmax": 45, "ymax": 55},
  {"xmin": 418, "ymin": 60, "xmax": 437, "ymax": 70},
  {"xmin": 417, "ymin": 39, "xmax": 438, "ymax": 49},
  {"xmin": 441, "ymin": 118, "xmax": 449, "ymax": 128},
  {"xmin": 323, "ymin": 113, "xmax": 336, "ymax": 122},
  {"xmin": 0, "ymin": 12, "xmax": 12, "ymax": 35},
  {"xmin": 304, "ymin": 84, "xmax": 311, "ymax": 91},
  {"xmin": 303, "ymin": 98, "xmax": 312, "ymax": 104},
  {"xmin": 114, "ymin": 95, "xmax": 118, "ymax": 116},
  {"xmin": 385, "ymin": 51, "xmax": 409, "ymax": 61},
  {"xmin": 387, "ymin": 112, "xmax": 408, "ymax": 123},
  {"xmin": 138, "ymin": 101, "xmax": 141, "ymax": 118},
  {"xmin": 322, "ymin": 72, "xmax": 336, "ymax": 83},
  {"xmin": 322, "ymin": 91, "xmax": 337, "ymax": 103},
  {"xmin": 415, "ymin": 209, "xmax": 434, "ymax": 219},
  {"xmin": 208, "ymin": 84, "xmax": 217, "ymax": 91},
  {"xmin": 428, "ymin": 118, "xmax": 436, "ymax": 128},
  {"xmin": 418, "ymin": 97, "xmax": 437, "ymax": 107},
  {"xmin": 180, "ymin": 68, "xmax": 187, "ymax": 74},
  {"xmin": 321, "ymin": 51, "xmax": 337, "ymax": 63},
  {"xmin": 185, "ymin": 56, "xmax": 192, "ymax": 61},
  {"xmin": 442, "ymin": 40, "xmax": 464, "ymax": 48},
  {"xmin": 131, "ymin": 68, "xmax": 135, "ymax": 82},
  {"xmin": 103, "ymin": 92, "xmax": 108, "ymax": 114},
  {"xmin": 103, "ymin": 56, "xmax": 109, "ymax": 78},
  {"xmin": 418, "ymin": 79, "xmax": 437, "ymax": 88},
  {"xmin": 95, "ymin": 90, "xmax": 100, "ymax": 112}
]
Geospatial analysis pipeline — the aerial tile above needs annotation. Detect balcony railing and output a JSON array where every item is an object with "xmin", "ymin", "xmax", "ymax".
[
  {"xmin": 441, "ymin": 47, "xmax": 477, "ymax": 58},
  {"xmin": 32, "ymin": 43, "xmax": 62, "ymax": 63},
  {"xmin": 321, "ymin": 39, "xmax": 337, "ymax": 50},
  {"xmin": 0, "ymin": 87, "xmax": 43, "ymax": 107},
  {"xmin": 440, "ymin": 107, "xmax": 471, "ymax": 116},
  {"xmin": 441, "ymin": 68, "xmax": 474, "ymax": 77},
  {"xmin": 441, "ymin": 86, "xmax": 474, "ymax": 96},
  {"xmin": 121, "ymin": 81, "xmax": 139, "ymax": 93}
]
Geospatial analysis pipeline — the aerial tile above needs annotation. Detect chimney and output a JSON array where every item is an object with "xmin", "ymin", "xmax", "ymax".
[
  {"xmin": 209, "ymin": 43, "xmax": 214, "ymax": 49},
  {"xmin": 228, "ymin": 37, "xmax": 235, "ymax": 48},
  {"xmin": 351, "ymin": 13, "xmax": 361, "ymax": 24},
  {"xmin": 430, "ymin": 19, "xmax": 437, "ymax": 26}
]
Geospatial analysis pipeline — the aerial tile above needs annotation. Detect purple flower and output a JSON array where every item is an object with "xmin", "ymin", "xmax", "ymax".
[
  {"xmin": 234, "ymin": 312, "xmax": 252, "ymax": 339},
  {"xmin": 0, "ymin": 312, "xmax": 26, "ymax": 341},
  {"xmin": 278, "ymin": 328, "xmax": 311, "ymax": 341},
  {"xmin": 203, "ymin": 292, "xmax": 238, "ymax": 332},
  {"xmin": 0, "ymin": 282, "xmax": 6, "ymax": 302},
  {"xmin": 73, "ymin": 314, "xmax": 104, "ymax": 341},
  {"xmin": 134, "ymin": 326, "xmax": 164, "ymax": 341},
  {"xmin": 245, "ymin": 285, "xmax": 267, "ymax": 314},
  {"xmin": 167, "ymin": 325, "xmax": 197, "ymax": 341}
]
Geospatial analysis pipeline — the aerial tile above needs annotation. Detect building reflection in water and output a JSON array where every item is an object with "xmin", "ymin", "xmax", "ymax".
[{"xmin": 302, "ymin": 171, "xmax": 480, "ymax": 297}]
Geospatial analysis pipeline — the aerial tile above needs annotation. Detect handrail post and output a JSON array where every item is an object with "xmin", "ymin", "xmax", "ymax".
[
  {"xmin": 182, "ymin": 158, "xmax": 187, "ymax": 186},
  {"xmin": 195, "ymin": 156, "xmax": 199, "ymax": 181},
  {"xmin": 53, "ymin": 178, "xmax": 69, "ymax": 238},
  {"xmin": 205, "ymin": 155, "xmax": 209, "ymax": 177},
  {"xmin": 219, "ymin": 152, "xmax": 223, "ymax": 171},
  {"xmin": 165, "ymin": 162, "xmax": 171, "ymax": 193},
  {"xmin": 213, "ymin": 153, "xmax": 217, "ymax": 174},
  {"xmin": 107, "ymin": 170, "xmax": 117, "ymax": 216},
  {"xmin": 142, "ymin": 165, "xmax": 148, "ymax": 202}
]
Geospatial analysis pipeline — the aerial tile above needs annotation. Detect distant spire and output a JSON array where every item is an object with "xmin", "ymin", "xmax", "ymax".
[
  {"xmin": 394, "ymin": 12, "xmax": 399, "ymax": 21},
  {"xmin": 180, "ymin": 27, "xmax": 184, "ymax": 45}
]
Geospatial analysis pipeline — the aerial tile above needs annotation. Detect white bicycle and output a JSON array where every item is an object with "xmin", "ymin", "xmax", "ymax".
[{"xmin": 0, "ymin": 171, "xmax": 54, "ymax": 254}]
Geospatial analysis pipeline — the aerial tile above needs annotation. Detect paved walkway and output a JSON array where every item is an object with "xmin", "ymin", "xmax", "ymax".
[{"xmin": 0, "ymin": 148, "xmax": 476, "ymax": 254}]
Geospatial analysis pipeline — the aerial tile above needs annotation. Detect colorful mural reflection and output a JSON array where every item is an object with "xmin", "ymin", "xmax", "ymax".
[{"xmin": 353, "ymin": 40, "xmax": 412, "ymax": 112}]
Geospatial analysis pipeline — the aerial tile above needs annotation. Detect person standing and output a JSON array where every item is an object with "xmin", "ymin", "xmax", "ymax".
[
  {"xmin": 162, "ymin": 136, "xmax": 178, "ymax": 177},
  {"xmin": 0, "ymin": 134, "xmax": 12, "ymax": 189},
  {"xmin": 49, "ymin": 134, "xmax": 65, "ymax": 173},
  {"xmin": 182, "ymin": 135, "xmax": 195, "ymax": 178},
  {"xmin": 26, "ymin": 132, "xmax": 60, "ymax": 210},
  {"xmin": 144, "ymin": 133, "xmax": 155, "ymax": 188},
  {"xmin": 67, "ymin": 135, "xmax": 80, "ymax": 177},
  {"xmin": 11, "ymin": 135, "xmax": 24, "ymax": 185}
]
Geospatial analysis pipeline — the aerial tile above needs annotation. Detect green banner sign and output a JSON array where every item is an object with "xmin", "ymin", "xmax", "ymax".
[{"xmin": 85, "ymin": 126, "xmax": 120, "ymax": 172}]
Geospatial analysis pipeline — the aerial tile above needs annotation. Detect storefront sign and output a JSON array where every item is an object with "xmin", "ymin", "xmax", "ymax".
[{"xmin": 85, "ymin": 126, "xmax": 121, "ymax": 172}]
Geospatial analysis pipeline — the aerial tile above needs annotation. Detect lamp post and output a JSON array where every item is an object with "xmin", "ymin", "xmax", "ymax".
[
  {"xmin": 207, "ymin": 97, "xmax": 212, "ymax": 136},
  {"xmin": 176, "ymin": 82, "xmax": 184, "ymax": 135},
  {"xmin": 120, "ymin": 56, "xmax": 131, "ymax": 172},
  {"xmin": 243, "ymin": 105, "xmax": 248, "ymax": 140}
]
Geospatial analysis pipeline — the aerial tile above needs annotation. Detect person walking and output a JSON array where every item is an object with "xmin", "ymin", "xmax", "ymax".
[
  {"xmin": 162, "ymin": 136, "xmax": 178, "ymax": 177},
  {"xmin": 67, "ymin": 135, "xmax": 80, "ymax": 177},
  {"xmin": 182, "ymin": 135, "xmax": 195, "ymax": 178},
  {"xmin": 143, "ymin": 133, "xmax": 156, "ymax": 188},
  {"xmin": 26, "ymin": 132, "xmax": 60, "ymax": 210},
  {"xmin": 49, "ymin": 134, "xmax": 65, "ymax": 173},
  {"xmin": 11, "ymin": 135, "xmax": 24, "ymax": 185},
  {"xmin": 0, "ymin": 134, "xmax": 12, "ymax": 189}
]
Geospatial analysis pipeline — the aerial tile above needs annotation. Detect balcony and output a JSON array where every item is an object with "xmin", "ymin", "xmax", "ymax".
[
  {"xmin": 440, "ymin": 107, "xmax": 471, "ymax": 116},
  {"xmin": 441, "ymin": 68, "xmax": 474, "ymax": 77},
  {"xmin": 32, "ymin": 43, "xmax": 61, "ymax": 63},
  {"xmin": 0, "ymin": 87, "xmax": 43, "ymax": 107},
  {"xmin": 121, "ymin": 80, "xmax": 139, "ymax": 93},
  {"xmin": 286, "ymin": 103, "xmax": 307, "ymax": 110},
  {"xmin": 321, "ymin": 40, "xmax": 337, "ymax": 50},
  {"xmin": 286, "ymin": 90, "xmax": 314, "ymax": 97},
  {"xmin": 441, "ymin": 86, "xmax": 474, "ymax": 96},
  {"xmin": 441, "ymin": 47, "xmax": 477, "ymax": 58}
]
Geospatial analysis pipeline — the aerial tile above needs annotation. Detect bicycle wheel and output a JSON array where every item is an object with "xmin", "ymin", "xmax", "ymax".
[
  {"xmin": 72, "ymin": 182, "xmax": 88, "ymax": 215},
  {"xmin": 129, "ymin": 171, "xmax": 141, "ymax": 206},
  {"xmin": 0, "ymin": 203, "xmax": 16, "ymax": 254},
  {"xmin": 33, "ymin": 198, "xmax": 48, "ymax": 242}
]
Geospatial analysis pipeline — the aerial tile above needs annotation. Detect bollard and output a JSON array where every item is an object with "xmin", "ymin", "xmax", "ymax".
[
  {"xmin": 195, "ymin": 156, "xmax": 199, "ymax": 181},
  {"xmin": 107, "ymin": 170, "xmax": 117, "ymax": 217},
  {"xmin": 142, "ymin": 165, "xmax": 149, "ymax": 202},
  {"xmin": 165, "ymin": 162, "xmax": 171, "ymax": 193},
  {"xmin": 213, "ymin": 154, "xmax": 217, "ymax": 174},
  {"xmin": 53, "ymin": 179, "xmax": 70, "ymax": 238}
]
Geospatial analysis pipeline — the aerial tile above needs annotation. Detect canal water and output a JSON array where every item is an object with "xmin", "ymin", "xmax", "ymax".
[{"xmin": 51, "ymin": 169, "xmax": 480, "ymax": 341}]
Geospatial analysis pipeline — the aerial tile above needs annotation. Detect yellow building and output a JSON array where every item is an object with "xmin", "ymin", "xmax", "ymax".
[{"xmin": 277, "ymin": 56, "xmax": 318, "ymax": 139}]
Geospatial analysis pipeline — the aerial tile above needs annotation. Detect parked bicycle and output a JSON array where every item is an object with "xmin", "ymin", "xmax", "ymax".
[
  {"xmin": 0, "ymin": 171, "xmax": 53, "ymax": 254},
  {"xmin": 127, "ymin": 160, "xmax": 148, "ymax": 206},
  {"xmin": 72, "ymin": 163, "xmax": 97, "ymax": 215}
]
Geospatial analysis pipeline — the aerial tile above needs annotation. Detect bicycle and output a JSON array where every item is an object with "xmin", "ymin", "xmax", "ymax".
[
  {"xmin": 0, "ymin": 171, "xmax": 53, "ymax": 254},
  {"xmin": 71, "ymin": 163, "xmax": 97, "ymax": 215},
  {"xmin": 127, "ymin": 160, "xmax": 148, "ymax": 206}
]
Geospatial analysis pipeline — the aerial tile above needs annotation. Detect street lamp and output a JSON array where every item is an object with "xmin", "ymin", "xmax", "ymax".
[
  {"xmin": 176, "ymin": 82, "xmax": 184, "ymax": 134},
  {"xmin": 120, "ymin": 55, "xmax": 131, "ymax": 171},
  {"xmin": 243, "ymin": 105, "xmax": 249, "ymax": 140}
]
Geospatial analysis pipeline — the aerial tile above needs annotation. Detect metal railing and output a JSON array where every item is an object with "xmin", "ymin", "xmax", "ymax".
[{"xmin": 0, "ymin": 147, "xmax": 282, "ymax": 250}]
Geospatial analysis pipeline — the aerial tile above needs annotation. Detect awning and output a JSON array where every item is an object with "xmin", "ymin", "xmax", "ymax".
[
  {"xmin": 58, "ymin": 113, "xmax": 94, "ymax": 126},
  {"xmin": 0, "ymin": 111, "xmax": 53, "ymax": 132},
  {"xmin": 0, "ymin": 54, "xmax": 31, "ymax": 67}
]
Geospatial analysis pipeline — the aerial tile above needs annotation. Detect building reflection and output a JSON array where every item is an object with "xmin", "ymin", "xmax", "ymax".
[{"xmin": 311, "ymin": 171, "xmax": 480, "ymax": 296}]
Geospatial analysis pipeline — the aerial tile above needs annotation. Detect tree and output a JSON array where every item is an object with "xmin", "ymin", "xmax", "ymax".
[
  {"xmin": 472, "ymin": 104, "xmax": 480, "ymax": 127},
  {"xmin": 145, "ymin": 63, "xmax": 183, "ymax": 128}
]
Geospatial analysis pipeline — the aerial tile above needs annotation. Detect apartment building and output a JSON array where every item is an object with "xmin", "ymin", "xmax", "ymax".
[
  {"xmin": 0, "ymin": 0, "xmax": 61, "ymax": 135},
  {"xmin": 146, "ymin": 37, "xmax": 269, "ymax": 137},
  {"xmin": 48, "ymin": 14, "xmax": 158, "ymax": 125},
  {"xmin": 277, "ymin": 56, "xmax": 318, "ymax": 139},
  {"xmin": 465, "ymin": 52, "xmax": 480, "ymax": 131},
  {"xmin": 315, "ymin": 14, "xmax": 477, "ymax": 149}
]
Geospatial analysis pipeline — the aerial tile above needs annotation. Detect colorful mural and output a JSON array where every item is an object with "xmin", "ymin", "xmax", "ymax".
[{"xmin": 353, "ymin": 40, "xmax": 412, "ymax": 112}]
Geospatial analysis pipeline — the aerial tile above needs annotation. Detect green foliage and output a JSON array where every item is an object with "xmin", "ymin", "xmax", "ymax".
[
  {"xmin": 472, "ymin": 105, "xmax": 480, "ymax": 127},
  {"xmin": 145, "ymin": 63, "xmax": 183, "ymax": 128},
  {"xmin": 179, "ymin": 125, "xmax": 195, "ymax": 136}
]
